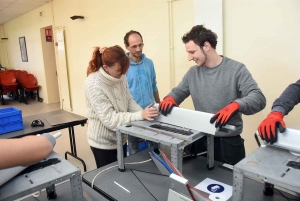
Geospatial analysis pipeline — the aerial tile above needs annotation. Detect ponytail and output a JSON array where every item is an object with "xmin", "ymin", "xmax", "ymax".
[
  {"xmin": 87, "ymin": 47, "xmax": 103, "ymax": 76},
  {"xmin": 87, "ymin": 45, "xmax": 129, "ymax": 76}
]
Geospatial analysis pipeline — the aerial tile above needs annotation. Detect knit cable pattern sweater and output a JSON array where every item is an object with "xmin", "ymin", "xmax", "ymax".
[{"xmin": 84, "ymin": 68, "xmax": 143, "ymax": 150}]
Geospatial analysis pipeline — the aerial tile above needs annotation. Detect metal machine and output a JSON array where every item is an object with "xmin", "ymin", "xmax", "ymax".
[
  {"xmin": 116, "ymin": 104, "xmax": 235, "ymax": 173},
  {"xmin": 232, "ymin": 128, "xmax": 300, "ymax": 201}
]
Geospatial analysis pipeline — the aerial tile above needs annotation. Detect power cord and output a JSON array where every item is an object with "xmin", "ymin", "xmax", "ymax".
[
  {"xmin": 91, "ymin": 158, "xmax": 152, "ymax": 188},
  {"xmin": 32, "ymin": 191, "xmax": 40, "ymax": 197}
]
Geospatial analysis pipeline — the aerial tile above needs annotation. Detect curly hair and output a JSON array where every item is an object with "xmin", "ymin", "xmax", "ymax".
[{"xmin": 182, "ymin": 25, "xmax": 218, "ymax": 49}]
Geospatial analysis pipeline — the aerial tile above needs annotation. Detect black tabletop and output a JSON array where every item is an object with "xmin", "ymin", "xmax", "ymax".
[
  {"xmin": 82, "ymin": 147, "xmax": 300, "ymax": 201},
  {"xmin": 0, "ymin": 110, "xmax": 87, "ymax": 139}
]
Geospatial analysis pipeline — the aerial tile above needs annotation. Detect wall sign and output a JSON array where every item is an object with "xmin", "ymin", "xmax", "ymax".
[{"xmin": 45, "ymin": 28, "xmax": 52, "ymax": 42}]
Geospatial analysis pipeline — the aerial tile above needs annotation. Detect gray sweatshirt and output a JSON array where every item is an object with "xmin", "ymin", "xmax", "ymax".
[
  {"xmin": 272, "ymin": 79, "xmax": 300, "ymax": 115},
  {"xmin": 168, "ymin": 56, "xmax": 266, "ymax": 137}
]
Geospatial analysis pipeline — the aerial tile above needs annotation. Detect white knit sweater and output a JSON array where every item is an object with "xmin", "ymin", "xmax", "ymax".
[{"xmin": 84, "ymin": 68, "xmax": 143, "ymax": 149}]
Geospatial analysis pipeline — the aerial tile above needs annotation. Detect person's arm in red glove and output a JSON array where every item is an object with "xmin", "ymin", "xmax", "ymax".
[
  {"xmin": 210, "ymin": 102, "xmax": 240, "ymax": 129},
  {"xmin": 257, "ymin": 112, "xmax": 286, "ymax": 144},
  {"xmin": 159, "ymin": 96, "xmax": 179, "ymax": 116}
]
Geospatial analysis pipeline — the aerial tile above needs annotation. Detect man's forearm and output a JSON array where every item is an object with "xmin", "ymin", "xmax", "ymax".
[{"xmin": 0, "ymin": 136, "xmax": 53, "ymax": 169}]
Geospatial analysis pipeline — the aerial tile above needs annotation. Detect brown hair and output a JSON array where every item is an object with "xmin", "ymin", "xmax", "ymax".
[
  {"xmin": 124, "ymin": 30, "xmax": 143, "ymax": 47},
  {"xmin": 182, "ymin": 25, "xmax": 218, "ymax": 49},
  {"xmin": 87, "ymin": 45, "xmax": 130, "ymax": 76}
]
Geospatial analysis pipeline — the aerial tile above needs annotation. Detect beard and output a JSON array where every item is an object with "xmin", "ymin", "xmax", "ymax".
[
  {"xmin": 133, "ymin": 51, "xmax": 142, "ymax": 58},
  {"xmin": 196, "ymin": 48, "xmax": 207, "ymax": 66}
]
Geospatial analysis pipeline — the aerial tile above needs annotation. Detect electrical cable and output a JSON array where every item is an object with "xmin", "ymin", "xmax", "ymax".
[
  {"xmin": 91, "ymin": 158, "xmax": 152, "ymax": 188},
  {"xmin": 32, "ymin": 191, "xmax": 40, "ymax": 197}
]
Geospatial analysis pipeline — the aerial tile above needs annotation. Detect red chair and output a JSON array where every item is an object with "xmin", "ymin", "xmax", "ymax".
[
  {"xmin": 20, "ymin": 74, "xmax": 42, "ymax": 104},
  {"xmin": 15, "ymin": 70, "xmax": 28, "ymax": 102},
  {"xmin": 0, "ymin": 71, "xmax": 19, "ymax": 105}
]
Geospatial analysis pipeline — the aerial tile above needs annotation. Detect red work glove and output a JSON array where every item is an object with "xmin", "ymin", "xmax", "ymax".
[
  {"xmin": 210, "ymin": 102, "xmax": 240, "ymax": 129},
  {"xmin": 257, "ymin": 112, "xmax": 286, "ymax": 144},
  {"xmin": 159, "ymin": 96, "xmax": 178, "ymax": 116}
]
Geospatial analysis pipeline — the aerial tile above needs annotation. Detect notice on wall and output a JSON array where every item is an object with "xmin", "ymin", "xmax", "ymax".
[{"xmin": 45, "ymin": 29, "xmax": 52, "ymax": 42}]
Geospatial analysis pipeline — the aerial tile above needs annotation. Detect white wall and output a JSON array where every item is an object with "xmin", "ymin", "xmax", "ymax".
[
  {"xmin": 1, "ymin": 0, "xmax": 300, "ymax": 155},
  {"xmin": 0, "ymin": 25, "xmax": 8, "ymax": 68},
  {"xmin": 2, "ymin": 2, "xmax": 54, "ymax": 102},
  {"xmin": 51, "ymin": 0, "xmax": 171, "ymax": 115},
  {"xmin": 171, "ymin": 0, "xmax": 195, "ymax": 109},
  {"xmin": 223, "ymin": 0, "xmax": 300, "ymax": 154}
]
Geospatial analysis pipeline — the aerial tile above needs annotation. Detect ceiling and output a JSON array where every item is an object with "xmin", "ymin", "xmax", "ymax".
[{"xmin": 0, "ymin": 0, "xmax": 50, "ymax": 25}]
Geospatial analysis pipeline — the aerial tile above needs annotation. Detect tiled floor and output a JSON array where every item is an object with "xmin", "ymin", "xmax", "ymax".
[{"xmin": 0, "ymin": 96, "xmax": 96, "ymax": 173}]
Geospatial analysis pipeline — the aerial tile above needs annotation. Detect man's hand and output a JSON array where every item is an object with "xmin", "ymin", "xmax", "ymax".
[
  {"xmin": 210, "ymin": 102, "xmax": 240, "ymax": 128},
  {"xmin": 257, "ymin": 112, "xmax": 286, "ymax": 144},
  {"xmin": 159, "ymin": 96, "xmax": 178, "ymax": 116}
]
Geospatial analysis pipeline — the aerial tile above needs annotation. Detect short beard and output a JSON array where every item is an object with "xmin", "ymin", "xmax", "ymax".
[
  {"xmin": 197, "ymin": 47, "xmax": 207, "ymax": 66},
  {"xmin": 133, "ymin": 52, "xmax": 142, "ymax": 59}
]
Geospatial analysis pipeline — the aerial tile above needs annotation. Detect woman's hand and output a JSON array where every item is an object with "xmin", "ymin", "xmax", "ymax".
[{"xmin": 142, "ymin": 104, "xmax": 159, "ymax": 121}]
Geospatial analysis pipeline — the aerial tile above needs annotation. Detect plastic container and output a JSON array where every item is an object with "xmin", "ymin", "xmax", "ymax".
[
  {"xmin": 138, "ymin": 140, "xmax": 149, "ymax": 151},
  {"xmin": 126, "ymin": 139, "xmax": 149, "ymax": 153},
  {"xmin": 0, "ymin": 107, "xmax": 24, "ymax": 135}
]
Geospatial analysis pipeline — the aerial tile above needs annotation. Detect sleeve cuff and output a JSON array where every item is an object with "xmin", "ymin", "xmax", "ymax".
[
  {"xmin": 271, "ymin": 106, "xmax": 287, "ymax": 115},
  {"xmin": 233, "ymin": 99, "xmax": 244, "ymax": 111},
  {"xmin": 134, "ymin": 111, "xmax": 144, "ymax": 121}
]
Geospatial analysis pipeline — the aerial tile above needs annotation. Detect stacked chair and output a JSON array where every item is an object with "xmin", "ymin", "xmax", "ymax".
[
  {"xmin": 0, "ymin": 69, "xmax": 42, "ymax": 105},
  {"xmin": 19, "ymin": 73, "xmax": 43, "ymax": 104},
  {"xmin": 0, "ymin": 71, "xmax": 19, "ymax": 105}
]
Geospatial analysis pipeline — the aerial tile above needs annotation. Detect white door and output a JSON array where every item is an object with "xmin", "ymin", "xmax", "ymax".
[{"xmin": 54, "ymin": 29, "xmax": 72, "ymax": 111}]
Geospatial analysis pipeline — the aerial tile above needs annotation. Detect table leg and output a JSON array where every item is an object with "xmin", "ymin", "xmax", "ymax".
[
  {"xmin": 117, "ymin": 129, "xmax": 125, "ymax": 172},
  {"xmin": 232, "ymin": 168, "xmax": 245, "ymax": 201},
  {"xmin": 171, "ymin": 145, "xmax": 183, "ymax": 173},
  {"xmin": 65, "ymin": 126, "xmax": 87, "ymax": 172},
  {"xmin": 207, "ymin": 135, "xmax": 214, "ymax": 170},
  {"xmin": 70, "ymin": 172, "xmax": 84, "ymax": 201}
]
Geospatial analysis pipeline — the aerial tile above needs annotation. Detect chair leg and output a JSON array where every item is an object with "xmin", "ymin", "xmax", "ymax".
[
  {"xmin": 23, "ymin": 91, "xmax": 28, "ymax": 105},
  {"xmin": 30, "ymin": 91, "xmax": 35, "ymax": 99},
  {"xmin": 18, "ymin": 88, "xmax": 23, "ymax": 103},
  {"xmin": 13, "ymin": 90, "xmax": 18, "ymax": 100},
  {"xmin": 1, "ymin": 93, "xmax": 4, "ymax": 105},
  {"xmin": 37, "ymin": 90, "xmax": 43, "ymax": 102}
]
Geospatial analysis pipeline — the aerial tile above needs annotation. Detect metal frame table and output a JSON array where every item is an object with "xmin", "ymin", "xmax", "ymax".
[
  {"xmin": 0, "ymin": 110, "xmax": 88, "ymax": 171},
  {"xmin": 116, "ymin": 120, "xmax": 214, "ymax": 173},
  {"xmin": 232, "ymin": 146, "xmax": 300, "ymax": 201},
  {"xmin": 0, "ymin": 152, "xmax": 83, "ymax": 201}
]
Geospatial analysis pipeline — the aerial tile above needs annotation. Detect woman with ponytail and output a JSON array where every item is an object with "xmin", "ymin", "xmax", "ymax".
[{"xmin": 84, "ymin": 45, "xmax": 159, "ymax": 168}]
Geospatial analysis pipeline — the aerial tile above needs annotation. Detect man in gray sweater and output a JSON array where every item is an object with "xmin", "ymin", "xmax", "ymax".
[
  {"xmin": 258, "ymin": 80, "xmax": 300, "ymax": 144},
  {"xmin": 159, "ymin": 25, "xmax": 266, "ymax": 165}
]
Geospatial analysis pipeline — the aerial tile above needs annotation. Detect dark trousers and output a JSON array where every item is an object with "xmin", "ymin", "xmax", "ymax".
[
  {"xmin": 90, "ymin": 144, "xmax": 127, "ymax": 169},
  {"xmin": 190, "ymin": 135, "xmax": 245, "ymax": 165}
]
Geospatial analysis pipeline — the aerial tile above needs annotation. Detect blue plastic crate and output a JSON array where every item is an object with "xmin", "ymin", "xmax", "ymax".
[
  {"xmin": 126, "ymin": 140, "xmax": 149, "ymax": 153},
  {"xmin": 138, "ymin": 140, "xmax": 149, "ymax": 151},
  {"xmin": 0, "ymin": 107, "xmax": 24, "ymax": 135}
]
